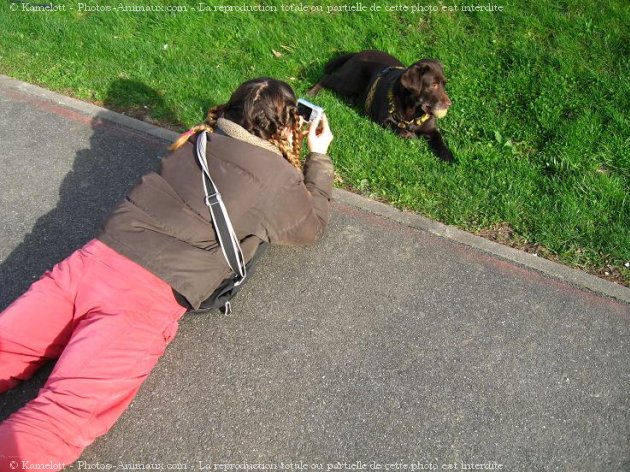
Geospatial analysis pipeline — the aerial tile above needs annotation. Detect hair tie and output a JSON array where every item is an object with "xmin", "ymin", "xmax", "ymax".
[{"xmin": 178, "ymin": 128, "xmax": 196, "ymax": 141}]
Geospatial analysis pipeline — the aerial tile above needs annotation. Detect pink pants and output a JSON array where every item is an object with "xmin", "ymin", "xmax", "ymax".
[{"xmin": 0, "ymin": 240, "xmax": 187, "ymax": 469}]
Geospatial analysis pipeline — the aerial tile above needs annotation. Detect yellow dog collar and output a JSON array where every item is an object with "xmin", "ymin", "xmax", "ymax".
[
  {"xmin": 388, "ymin": 89, "xmax": 431, "ymax": 129},
  {"xmin": 364, "ymin": 67, "xmax": 431, "ymax": 129}
]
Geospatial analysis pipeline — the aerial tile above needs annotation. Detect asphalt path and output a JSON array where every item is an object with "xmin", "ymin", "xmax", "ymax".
[{"xmin": 0, "ymin": 77, "xmax": 628, "ymax": 471}]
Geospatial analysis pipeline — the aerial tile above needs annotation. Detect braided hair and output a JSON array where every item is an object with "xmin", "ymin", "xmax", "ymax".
[{"xmin": 170, "ymin": 78, "xmax": 307, "ymax": 170}]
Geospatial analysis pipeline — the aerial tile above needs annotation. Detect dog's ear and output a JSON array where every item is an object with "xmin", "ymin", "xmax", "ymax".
[
  {"xmin": 400, "ymin": 64, "xmax": 427, "ymax": 95},
  {"xmin": 400, "ymin": 60, "xmax": 443, "ymax": 94}
]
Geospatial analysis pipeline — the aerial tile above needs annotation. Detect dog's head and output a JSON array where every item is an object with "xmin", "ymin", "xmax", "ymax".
[{"xmin": 400, "ymin": 59, "xmax": 451, "ymax": 119}]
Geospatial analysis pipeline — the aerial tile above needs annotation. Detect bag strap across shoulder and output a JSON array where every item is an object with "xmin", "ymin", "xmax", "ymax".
[{"xmin": 195, "ymin": 131, "xmax": 247, "ymax": 285}]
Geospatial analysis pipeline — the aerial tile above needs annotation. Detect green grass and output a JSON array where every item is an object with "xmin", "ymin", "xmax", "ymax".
[{"xmin": 1, "ymin": 0, "xmax": 628, "ymax": 283}]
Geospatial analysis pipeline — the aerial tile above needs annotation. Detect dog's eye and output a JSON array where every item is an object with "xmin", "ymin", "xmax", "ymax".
[{"xmin": 431, "ymin": 83, "xmax": 439, "ymax": 90}]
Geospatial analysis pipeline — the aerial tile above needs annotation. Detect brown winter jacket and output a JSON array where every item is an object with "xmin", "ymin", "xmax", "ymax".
[{"xmin": 98, "ymin": 118, "xmax": 334, "ymax": 309}]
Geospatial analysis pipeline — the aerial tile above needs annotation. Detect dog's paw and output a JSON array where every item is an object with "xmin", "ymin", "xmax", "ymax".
[{"xmin": 439, "ymin": 149, "xmax": 455, "ymax": 163}]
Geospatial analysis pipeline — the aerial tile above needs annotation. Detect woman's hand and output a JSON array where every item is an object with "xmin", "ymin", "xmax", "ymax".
[{"xmin": 307, "ymin": 113, "xmax": 333, "ymax": 155}]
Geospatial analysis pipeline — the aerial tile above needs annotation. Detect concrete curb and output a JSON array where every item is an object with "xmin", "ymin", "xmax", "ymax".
[
  {"xmin": 2, "ymin": 73, "xmax": 628, "ymax": 304},
  {"xmin": 333, "ymin": 190, "xmax": 630, "ymax": 304}
]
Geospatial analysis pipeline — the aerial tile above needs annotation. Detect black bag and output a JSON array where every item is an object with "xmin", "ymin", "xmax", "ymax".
[{"xmin": 185, "ymin": 241, "xmax": 269, "ymax": 315}]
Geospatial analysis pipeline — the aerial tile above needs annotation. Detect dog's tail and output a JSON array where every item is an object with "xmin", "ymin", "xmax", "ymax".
[{"xmin": 324, "ymin": 52, "xmax": 356, "ymax": 74}]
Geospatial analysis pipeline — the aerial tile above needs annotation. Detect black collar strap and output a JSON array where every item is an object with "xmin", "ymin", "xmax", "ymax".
[{"xmin": 364, "ymin": 66, "xmax": 404, "ymax": 115}]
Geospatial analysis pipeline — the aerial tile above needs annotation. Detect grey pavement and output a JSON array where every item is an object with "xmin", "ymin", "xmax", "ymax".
[{"xmin": 0, "ymin": 76, "xmax": 629, "ymax": 471}]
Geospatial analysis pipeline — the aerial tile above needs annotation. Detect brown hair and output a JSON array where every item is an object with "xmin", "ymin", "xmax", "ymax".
[{"xmin": 170, "ymin": 78, "xmax": 306, "ymax": 170}]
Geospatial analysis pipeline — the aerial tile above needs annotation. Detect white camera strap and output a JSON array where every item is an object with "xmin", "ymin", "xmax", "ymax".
[{"xmin": 195, "ymin": 131, "xmax": 246, "ymax": 285}]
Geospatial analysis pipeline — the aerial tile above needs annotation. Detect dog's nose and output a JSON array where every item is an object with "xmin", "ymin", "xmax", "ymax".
[{"xmin": 443, "ymin": 96, "xmax": 452, "ymax": 108}]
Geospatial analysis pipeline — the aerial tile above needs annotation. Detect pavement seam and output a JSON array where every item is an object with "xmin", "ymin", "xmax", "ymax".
[{"xmin": 1, "ymin": 73, "xmax": 628, "ymax": 304}]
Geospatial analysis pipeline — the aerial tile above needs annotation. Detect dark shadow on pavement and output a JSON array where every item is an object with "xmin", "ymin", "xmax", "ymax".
[{"xmin": 0, "ymin": 80, "xmax": 181, "ymax": 421}]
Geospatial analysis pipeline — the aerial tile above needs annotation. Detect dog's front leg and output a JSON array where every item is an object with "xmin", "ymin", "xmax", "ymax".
[{"xmin": 423, "ymin": 129, "xmax": 455, "ymax": 163}]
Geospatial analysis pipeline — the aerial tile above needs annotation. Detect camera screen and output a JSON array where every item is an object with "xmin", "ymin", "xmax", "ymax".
[{"xmin": 297, "ymin": 102, "xmax": 313, "ymax": 121}]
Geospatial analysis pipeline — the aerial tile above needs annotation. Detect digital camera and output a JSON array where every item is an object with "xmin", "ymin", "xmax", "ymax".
[{"xmin": 297, "ymin": 98, "xmax": 324, "ymax": 123}]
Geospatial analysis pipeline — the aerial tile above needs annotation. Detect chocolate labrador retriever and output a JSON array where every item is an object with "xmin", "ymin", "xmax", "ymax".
[{"xmin": 308, "ymin": 50, "xmax": 454, "ymax": 162}]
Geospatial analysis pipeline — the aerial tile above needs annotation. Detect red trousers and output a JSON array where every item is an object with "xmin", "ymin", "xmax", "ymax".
[{"xmin": 0, "ymin": 240, "xmax": 186, "ymax": 469}]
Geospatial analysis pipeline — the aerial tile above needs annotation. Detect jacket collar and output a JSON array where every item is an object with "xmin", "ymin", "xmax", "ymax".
[{"xmin": 215, "ymin": 118, "xmax": 283, "ymax": 157}]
